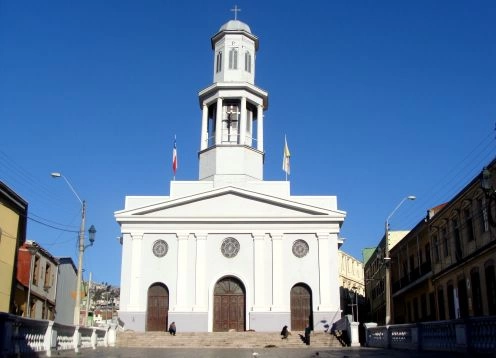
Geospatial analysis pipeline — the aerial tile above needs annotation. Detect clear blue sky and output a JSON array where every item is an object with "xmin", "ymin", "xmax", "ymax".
[{"xmin": 1, "ymin": 1, "xmax": 494, "ymax": 285}]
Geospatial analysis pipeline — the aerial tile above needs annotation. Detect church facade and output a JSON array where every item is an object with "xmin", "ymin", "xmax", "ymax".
[{"xmin": 115, "ymin": 18, "xmax": 346, "ymax": 333}]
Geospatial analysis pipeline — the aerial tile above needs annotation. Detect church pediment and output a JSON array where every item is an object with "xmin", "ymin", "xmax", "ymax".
[{"xmin": 115, "ymin": 186, "xmax": 345, "ymax": 222}]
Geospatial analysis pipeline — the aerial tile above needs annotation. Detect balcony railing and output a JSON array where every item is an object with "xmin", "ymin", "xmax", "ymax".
[
  {"xmin": 0, "ymin": 312, "xmax": 116, "ymax": 356},
  {"xmin": 365, "ymin": 316, "xmax": 496, "ymax": 353},
  {"xmin": 392, "ymin": 261, "xmax": 432, "ymax": 292}
]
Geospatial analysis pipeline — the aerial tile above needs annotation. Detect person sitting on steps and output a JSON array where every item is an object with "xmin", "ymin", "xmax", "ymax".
[
  {"xmin": 280, "ymin": 325, "xmax": 289, "ymax": 339},
  {"xmin": 168, "ymin": 322, "xmax": 176, "ymax": 336}
]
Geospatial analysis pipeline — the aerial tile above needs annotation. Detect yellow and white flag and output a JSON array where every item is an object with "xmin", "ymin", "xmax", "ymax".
[{"xmin": 282, "ymin": 135, "xmax": 291, "ymax": 176}]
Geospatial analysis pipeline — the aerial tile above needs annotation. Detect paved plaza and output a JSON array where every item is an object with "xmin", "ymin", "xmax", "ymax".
[{"xmin": 44, "ymin": 347, "xmax": 473, "ymax": 358}]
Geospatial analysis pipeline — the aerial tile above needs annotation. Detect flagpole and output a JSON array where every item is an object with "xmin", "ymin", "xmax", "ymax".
[
  {"xmin": 283, "ymin": 135, "xmax": 290, "ymax": 181},
  {"xmin": 172, "ymin": 135, "xmax": 178, "ymax": 181}
]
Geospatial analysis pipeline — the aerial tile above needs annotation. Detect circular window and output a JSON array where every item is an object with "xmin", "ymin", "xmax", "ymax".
[
  {"xmin": 221, "ymin": 237, "xmax": 240, "ymax": 258},
  {"xmin": 152, "ymin": 240, "xmax": 168, "ymax": 257},
  {"xmin": 292, "ymin": 239, "xmax": 309, "ymax": 258}
]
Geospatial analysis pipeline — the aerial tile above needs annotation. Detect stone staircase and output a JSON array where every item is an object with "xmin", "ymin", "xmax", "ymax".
[{"xmin": 117, "ymin": 331, "xmax": 345, "ymax": 349}]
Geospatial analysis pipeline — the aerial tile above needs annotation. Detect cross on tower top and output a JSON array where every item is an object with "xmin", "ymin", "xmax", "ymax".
[{"xmin": 230, "ymin": 5, "xmax": 241, "ymax": 20}]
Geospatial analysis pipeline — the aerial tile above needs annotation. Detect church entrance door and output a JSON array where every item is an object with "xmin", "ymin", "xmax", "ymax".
[
  {"xmin": 146, "ymin": 283, "xmax": 169, "ymax": 331},
  {"xmin": 290, "ymin": 283, "xmax": 312, "ymax": 331},
  {"xmin": 213, "ymin": 277, "xmax": 245, "ymax": 331}
]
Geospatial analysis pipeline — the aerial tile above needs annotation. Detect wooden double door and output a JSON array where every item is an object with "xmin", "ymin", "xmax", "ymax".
[
  {"xmin": 146, "ymin": 283, "xmax": 169, "ymax": 331},
  {"xmin": 290, "ymin": 283, "xmax": 312, "ymax": 331},
  {"xmin": 213, "ymin": 277, "xmax": 245, "ymax": 332}
]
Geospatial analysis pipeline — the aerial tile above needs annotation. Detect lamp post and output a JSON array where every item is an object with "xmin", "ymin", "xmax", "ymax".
[
  {"xmin": 385, "ymin": 195, "xmax": 416, "ymax": 325},
  {"xmin": 26, "ymin": 242, "xmax": 39, "ymax": 318},
  {"xmin": 352, "ymin": 285, "xmax": 359, "ymax": 323},
  {"xmin": 51, "ymin": 172, "xmax": 96, "ymax": 325}
]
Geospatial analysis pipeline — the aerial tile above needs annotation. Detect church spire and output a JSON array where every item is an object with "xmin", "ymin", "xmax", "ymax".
[{"xmin": 197, "ymin": 17, "xmax": 269, "ymax": 184}]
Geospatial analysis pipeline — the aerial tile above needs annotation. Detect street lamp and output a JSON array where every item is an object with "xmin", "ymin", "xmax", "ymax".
[
  {"xmin": 352, "ymin": 285, "xmax": 359, "ymax": 323},
  {"xmin": 26, "ymin": 242, "xmax": 39, "ymax": 318},
  {"xmin": 51, "ymin": 172, "xmax": 96, "ymax": 325},
  {"xmin": 385, "ymin": 195, "xmax": 416, "ymax": 325}
]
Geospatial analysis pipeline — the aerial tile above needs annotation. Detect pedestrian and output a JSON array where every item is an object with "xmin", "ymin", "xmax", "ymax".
[
  {"xmin": 280, "ymin": 325, "xmax": 289, "ymax": 339},
  {"xmin": 168, "ymin": 321, "xmax": 176, "ymax": 336},
  {"xmin": 304, "ymin": 325, "xmax": 311, "ymax": 345}
]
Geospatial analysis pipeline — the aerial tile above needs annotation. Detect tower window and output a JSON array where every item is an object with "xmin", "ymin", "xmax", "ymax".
[
  {"xmin": 244, "ymin": 51, "xmax": 251, "ymax": 73},
  {"xmin": 216, "ymin": 51, "xmax": 222, "ymax": 73},
  {"xmin": 229, "ymin": 48, "xmax": 238, "ymax": 69}
]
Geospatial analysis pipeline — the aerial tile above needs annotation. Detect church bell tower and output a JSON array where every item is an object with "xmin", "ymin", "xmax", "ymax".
[{"xmin": 198, "ymin": 17, "xmax": 268, "ymax": 184}]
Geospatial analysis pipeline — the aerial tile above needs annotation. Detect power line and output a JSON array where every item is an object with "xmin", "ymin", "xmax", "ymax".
[{"xmin": 27, "ymin": 216, "xmax": 79, "ymax": 233}]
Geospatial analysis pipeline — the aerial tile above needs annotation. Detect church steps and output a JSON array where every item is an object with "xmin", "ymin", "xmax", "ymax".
[{"xmin": 117, "ymin": 331, "xmax": 344, "ymax": 348}]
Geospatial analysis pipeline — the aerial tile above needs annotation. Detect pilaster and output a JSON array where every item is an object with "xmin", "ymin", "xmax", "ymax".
[
  {"xmin": 174, "ymin": 233, "xmax": 189, "ymax": 310},
  {"xmin": 252, "ymin": 233, "xmax": 266, "ymax": 310},
  {"xmin": 194, "ymin": 233, "xmax": 207, "ymax": 311},
  {"xmin": 271, "ymin": 233, "xmax": 283, "ymax": 310},
  {"xmin": 128, "ymin": 233, "xmax": 143, "ymax": 309}
]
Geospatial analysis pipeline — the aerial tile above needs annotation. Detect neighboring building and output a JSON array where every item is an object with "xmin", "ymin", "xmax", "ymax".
[
  {"xmin": 16, "ymin": 240, "xmax": 58, "ymax": 320},
  {"xmin": 0, "ymin": 181, "xmax": 28, "ymax": 314},
  {"xmin": 390, "ymin": 215, "xmax": 436, "ymax": 323},
  {"xmin": 54, "ymin": 257, "xmax": 77, "ymax": 325},
  {"xmin": 428, "ymin": 158, "xmax": 496, "ymax": 319},
  {"xmin": 368, "ymin": 157, "xmax": 496, "ymax": 325},
  {"xmin": 115, "ymin": 18, "xmax": 346, "ymax": 333},
  {"xmin": 338, "ymin": 250, "xmax": 364, "ymax": 322},
  {"xmin": 363, "ymin": 231, "xmax": 409, "ymax": 325}
]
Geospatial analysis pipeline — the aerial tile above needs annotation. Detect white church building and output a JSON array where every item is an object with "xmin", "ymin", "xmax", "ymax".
[{"xmin": 115, "ymin": 17, "xmax": 346, "ymax": 333}]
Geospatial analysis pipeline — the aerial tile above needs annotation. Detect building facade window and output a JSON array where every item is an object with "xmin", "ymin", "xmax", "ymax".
[
  {"xmin": 228, "ymin": 48, "xmax": 238, "ymax": 69},
  {"xmin": 244, "ymin": 51, "xmax": 251, "ymax": 72},
  {"xmin": 44, "ymin": 262, "xmax": 52, "ymax": 289},
  {"xmin": 447, "ymin": 282, "xmax": 456, "ymax": 319},
  {"xmin": 421, "ymin": 294, "xmax": 427, "ymax": 321},
  {"xmin": 485, "ymin": 260, "xmax": 496, "ymax": 315},
  {"xmin": 441, "ymin": 226, "xmax": 449, "ymax": 257},
  {"xmin": 457, "ymin": 276, "xmax": 469, "ymax": 318},
  {"xmin": 437, "ymin": 286, "xmax": 446, "ymax": 320},
  {"xmin": 33, "ymin": 256, "xmax": 40, "ymax": 286},
  {"xmin": 470, "ymin": 268, "xmax": 483, "ymax": 316},
  {"xmin": 478, "ymin": 197, "xmax": 489, "ymax": 234},
  {"xmin": 452, "ymin": 217, "xmax": 462, "ymax": 261},
  {"xmin": 464, "ymin": 206, "xmax": 475, "ymax": 242},
  {"xmin": 216, "ymin": 51, "xmax": 222, "ymax": 73},
  {"xmin": 432, "ymin": 235, "xmax": 440, "ymax": 263}
]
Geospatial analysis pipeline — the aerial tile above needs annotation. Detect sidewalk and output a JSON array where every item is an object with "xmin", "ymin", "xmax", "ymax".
[{"xmin": 43, "ymin": 347, "xmax": 471, "ymax": 358}]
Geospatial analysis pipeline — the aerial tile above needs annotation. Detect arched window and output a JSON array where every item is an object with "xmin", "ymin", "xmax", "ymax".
[
  {"xmin": 216, "ymin": 51, "xmax": 222, "ymax": 73},
  {"xmin": 485, "ymin": 260, "xmax": 496, "ymax": 315},
  {"xmin": 229, "ymin": 48, "xmax": 238, "ymax": 69},
  {"xmin": 470, "ymin": 267, "xmax": 483, "ymax": 316},
  {"xmin": 437, "ymin": 285, "xmax": 446, "ymax": 320},
  {"xmin": 244, "ymin": 51, "xmax": 251, "ymax": 72}
]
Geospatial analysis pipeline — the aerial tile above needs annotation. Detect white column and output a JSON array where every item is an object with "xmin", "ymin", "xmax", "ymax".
[
  {"xmin": 271, "ymin": 233, "xmax": 283, "ymax": 310},
  {"xmin": 319, "ymin": 233, "xmax": 340, "ymax": 311},
  {"xmin": 239, "ymin": 97, "xmax": 247, "ymax": 145},
  {"xmin": 128, "ymin": 233, "xmax": 143, "ymax": 310},
  {"xmin": 194, "ymin": 233, "xmax": 207, "ymax": 311},
  {"xmin": 257, "ymin": 105, "xmax": 264, "ymax": 152},
  {"xmin": 252, "ymin": 233, "xmax": 266, "ymax": 310},
  {"xmin": 175, "ymin": 233, "xmax": 189, "ymax": 310},
  {"xmin": 317, "ymin": 233, "xmax": 332, "ymax": 310},
  {"xmin": 201, "ymin": 104, "xmax": 208, "ymax": 150},
  {"xmin": 215, "ymin": 98, "xmax": 223, "ymax": 145}
]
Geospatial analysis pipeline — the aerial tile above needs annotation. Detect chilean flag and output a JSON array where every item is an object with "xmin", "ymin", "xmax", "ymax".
[{"xmin": 172, "ymin": 136, "xmax": 178, "ymax": 176}]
